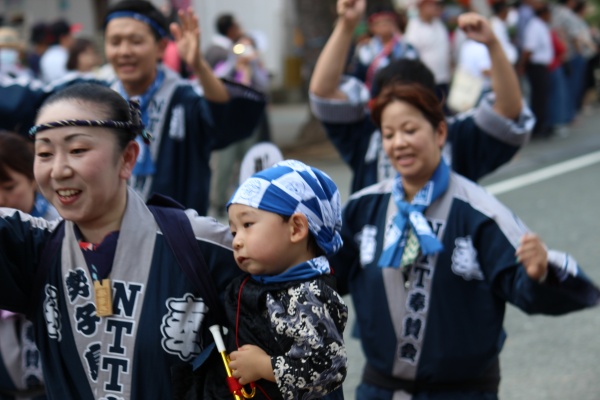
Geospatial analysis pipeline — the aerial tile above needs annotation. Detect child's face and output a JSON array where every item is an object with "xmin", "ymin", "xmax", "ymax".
[
  {"xmin": 33, "ymin": 100, "xmax": 130, "ymax": 227},
  {"xmin": 228, "ymin": 204, "xmax": 299, "ymax": 276}
]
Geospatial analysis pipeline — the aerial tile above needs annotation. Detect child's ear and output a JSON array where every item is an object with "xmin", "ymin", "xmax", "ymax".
[{"xmin": 289, "ymin": 213, "xmax": 310, "ymax": 244}]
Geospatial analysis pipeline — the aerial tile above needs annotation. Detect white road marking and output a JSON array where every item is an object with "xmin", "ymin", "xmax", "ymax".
[{"xmin": 485, "ymin": 150, "xmax": 600, "ymax": 195}]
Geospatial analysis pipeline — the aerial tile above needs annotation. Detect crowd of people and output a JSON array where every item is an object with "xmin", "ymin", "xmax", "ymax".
[
  {"xmin": 0, "ymin": 0, "xmax": 598, "ymax": 399},
  {"xmin": 0, "ymin": 18, "xmax": 100, "ymax": 82}
]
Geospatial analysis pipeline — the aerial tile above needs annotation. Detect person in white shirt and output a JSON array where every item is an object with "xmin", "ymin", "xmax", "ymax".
[
  {"xmin": 204, "ymin": 13, "xmax": 243, "ymax": 69},
  {"xmin": 456, "ymin": 1, "xmax": 518, "ymax": 94},
  {"xmin": 520, "ymin": 4, "xmax": 554, "ymax": 137},
  {"xmin": 40, "ymin": 19, "xmax": 77, "ymax": 83},
  {"xmin": 404, "ymin": 0, "xmax": 451, "ymax": 108},
  {"xmin": 0, "ymin": 27, "xmax": 33, "ymax": 79},
  {"xmin": 350, "ymin": 6, "xmax": 419, "ymax": 92},
  {"xmin": 490, "ymin": 1, "xmax": 518, "ymax": 64}
]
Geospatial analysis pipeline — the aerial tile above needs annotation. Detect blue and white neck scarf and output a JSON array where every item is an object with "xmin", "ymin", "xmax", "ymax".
[
  {"xmin": 117, "ymin": 69, "xmax": 165, "ymax": 181},
  {"xmin": 251, "ymin": 256, "xmax": 331, "ymax": 284},
  {"xmin": 228, "ymin": 159, "xmax": 343, "ymax": 257},
  {"xmin": 378, "ymin": 160, "xmax": 449, "ymax": 268}
]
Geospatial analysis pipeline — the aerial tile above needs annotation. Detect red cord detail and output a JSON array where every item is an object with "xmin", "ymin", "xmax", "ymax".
[
  {"xmin": 226, "ymin": 376, "xmax": 244, "ymax": 394},
  {"xmin": 235, "ymin": 276, "xmax": 251, "ymax": 349}
]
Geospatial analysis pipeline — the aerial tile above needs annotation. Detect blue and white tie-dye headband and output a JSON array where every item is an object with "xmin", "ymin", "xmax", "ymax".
[{"xmin": 228, "ymin": 159, "xmax": 343, "ymax": 256}]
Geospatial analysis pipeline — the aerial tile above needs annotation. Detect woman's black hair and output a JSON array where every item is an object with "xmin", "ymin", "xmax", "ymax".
[
  {"xmin": 371, "ymin": 58, "xmax": 436, "ymax": 99},
  {"xmin": 37, "ymin": 83, "xmax": 140, "ymax": 151}
]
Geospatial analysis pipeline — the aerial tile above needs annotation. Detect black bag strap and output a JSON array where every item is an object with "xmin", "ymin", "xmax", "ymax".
[
  {"xmin": 28, "ymin": 220, "xmax": 66, "ymax": 319},
  {"xmin": 147, "ymin": 193, "xmax": 226, "ymax": 327}
]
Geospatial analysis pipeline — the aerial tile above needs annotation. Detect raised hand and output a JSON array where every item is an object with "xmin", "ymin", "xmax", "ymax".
[
  {"xmin": 458, "ymin": 12, "xmax": 497, "ymax": 47},
  {"xmin": 170, "ymin": 8, "xmax": 202, "ymax": 70},
  {"xmin": 337, "ymin": 0, "xmax": 366, "ymax": 27}
]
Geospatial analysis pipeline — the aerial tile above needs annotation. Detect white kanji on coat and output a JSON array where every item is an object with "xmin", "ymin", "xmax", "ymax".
[
  {"xmin": 359, "ymin": 225, "xmax": 378, "ymax": 267},
  {"xmin": 43, "ymin": 284, "xmax": 62, "ymax": 341},
  {"xmin": 451, "ymin": 236, "xmax": 484, "ymax": 280},
  {"xmin": 161, "ymin": 294, "xmax": 207, "ymax": 361}
]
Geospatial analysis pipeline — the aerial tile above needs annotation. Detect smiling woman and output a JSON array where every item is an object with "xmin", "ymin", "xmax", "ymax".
[
  {"xmin": 0, "ymin": 82, "xmax": 244, "ymax": 399},
  {"xmin": 32, "ymin": 86, "xmax": 140, "ymax": 243},
  {"xmin": 371, "ymin": 83, "xmax": 446, "ymax": 201},
  {"xmin": 329, "ymin": 81, "xmax": 600, "ymax": 399}
]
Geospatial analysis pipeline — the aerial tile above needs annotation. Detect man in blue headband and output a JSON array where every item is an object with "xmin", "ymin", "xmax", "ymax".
[
  {"xmin": 0, "ymin": 0, "xmax": 265, "ymax": 215},
  {"xmin": 100, "ymin": 0, "xmax": 265, "ymax": 213},
  {"xmin": 203, "ymin": 160, "xmax": 348, "ymax": 399}
]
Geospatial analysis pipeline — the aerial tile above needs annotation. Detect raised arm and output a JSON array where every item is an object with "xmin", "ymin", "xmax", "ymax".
[
  {"xmin": 309, "ymin": 0, "xmax": 365, "ymax": 99},
  {"xmin": 171, "ymin": 8, "xmax": 229, "ymax": 103},
  {"xmin": 458, "ymin": 12, "xmax": 522, "ymax": 120}
]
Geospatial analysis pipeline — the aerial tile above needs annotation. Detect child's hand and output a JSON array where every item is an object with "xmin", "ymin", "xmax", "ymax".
[
  {"xmin": 516, "ymin": 233, "xmax": 548, "ymax": 281},
  {"xmin": 229, "ymin": 344, "xmax": 275, "ymax": 384}
]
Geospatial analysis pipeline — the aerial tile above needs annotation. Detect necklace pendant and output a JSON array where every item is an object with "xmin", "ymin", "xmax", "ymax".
[{"xmin": 94, "ymin": 279, "xmax": 113, "ymax": 317}]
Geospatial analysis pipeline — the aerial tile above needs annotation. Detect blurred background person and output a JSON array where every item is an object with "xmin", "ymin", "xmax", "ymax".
[
  {"xmin": 0, "ymin": 131, "xmax": 59, "ymax": 400},
  {"xmin": 546, "ymin": 16, "xmax": 571, "ymax": 137},
  {"xmin": 519, "ymin": 4, "xmax": 554, "ymax": 138},
  {"xmin": 351, "ymin": 6, "xmax": 419, "ymax": 90},
  {"xmin": 404, "ymin": 0, "xmax": 451, "ymax": 111},
  {"xmin": 489, "ymin": 0, "xmax": 518, "ymax": 65},
  {"xmin": 0, "ymin": 131, "xmax": 59, "ymax": 220},
  {"xmin": 24, "ymin": 22, "xmax": 50, "ymax": 80},
  {"xmin": 572, "ymin": 0, "xmax": 597, "ymax": 111},
  {"xmin": 210, "ymin": 33, "xmax": 271, "ymax": 217},
  {"xmin": 552, "ymin": 0, "xmax": 584, "ymax": 123},
  {"xmin": 0, "ymin": 27, "xmax": 32, "ymax": 79},
  {"xmin": 205, "ymin": 13, "xmax": 243, "ymax": 69},
  {"xmin": 455, "ymin": 1, "xmax": 518, "ymax": 98},
  {"xmin": 40, "ymin": 18, "xmax": 79, "ymax": 83},
  {"xmin": 65, "ymin": 37, "xmax": 102, "ymax": 74}
]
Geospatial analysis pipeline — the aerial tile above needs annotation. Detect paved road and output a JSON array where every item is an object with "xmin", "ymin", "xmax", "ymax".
[{"xmin": 266, "ymin": 103, "xmax": 600, "ymax": 399}]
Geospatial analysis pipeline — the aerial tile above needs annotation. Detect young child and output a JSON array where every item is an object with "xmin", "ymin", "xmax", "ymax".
[{"xmin": 207, "ymin": 160, "xmax": 348, "ymax": 399}]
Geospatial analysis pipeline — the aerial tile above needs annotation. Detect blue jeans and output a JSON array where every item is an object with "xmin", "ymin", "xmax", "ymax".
[
  {"xmin": 566, "ymin": 55, "xmax": 587, "ymax": 120},
  {"xmin": 547, "ymin": 67, "xmax": 569, "ymax": 127}
]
